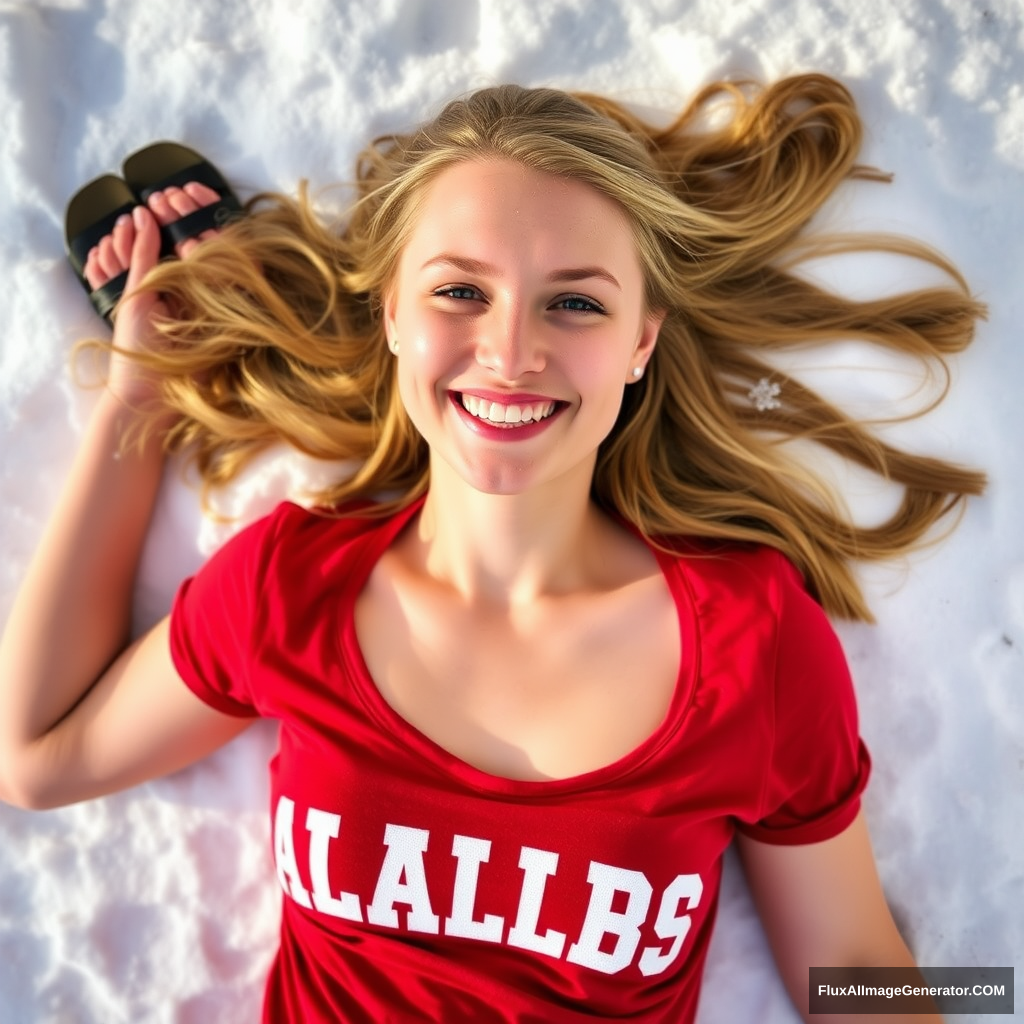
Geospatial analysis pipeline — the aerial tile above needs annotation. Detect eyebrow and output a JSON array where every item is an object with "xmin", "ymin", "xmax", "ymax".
[{"xmin": 420, "ymin": 254, "xmax": 621, "ymax": 290}]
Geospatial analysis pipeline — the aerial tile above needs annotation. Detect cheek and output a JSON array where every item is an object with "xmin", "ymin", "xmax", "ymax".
[
  {"xmin": 396, "ymin": 299, "xmax": 470, "ymax": 360},
  {"xmin": 394, "ymin": 331, "xmax": 460, "ymax": 429},
  {"xmin": 570, "ymin": 334, "xmax": 632, "ymax": 400},
  {"xmin": 402, "ymin": 324, "xmax": 465, "ymax": 395}
]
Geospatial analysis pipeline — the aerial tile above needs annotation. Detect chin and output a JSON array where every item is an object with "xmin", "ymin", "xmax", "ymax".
[
  {"xmin": 447, "ymin": 452, "xmax": 549, "ymax": 497},
  {"xmin": 464, "ymin": 467, "xmax": 540, "ymax": 497}
]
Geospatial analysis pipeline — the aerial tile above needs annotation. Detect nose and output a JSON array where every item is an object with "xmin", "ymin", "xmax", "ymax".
[{"xmin": 475, "ymin": 303, "xmax": 546, "ymax": 380}]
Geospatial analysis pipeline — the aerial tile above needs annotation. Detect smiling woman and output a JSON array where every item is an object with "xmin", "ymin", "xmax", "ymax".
[
  {"xmin": 384, "ymin": 158, "xmax": 660, "ymax": 497},
  {"xmin": 0, "ymin": 74, "xmax": 979, "ymax": 1023}
]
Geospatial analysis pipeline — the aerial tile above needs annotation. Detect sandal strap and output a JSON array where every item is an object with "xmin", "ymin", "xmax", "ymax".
[
  {"xmin": 91, "ymin": 270, "xmax": 128, "ymax": 321},
  {"xmin": 164, "ymin": 195, "xmax": 243, "ymax": 247}
]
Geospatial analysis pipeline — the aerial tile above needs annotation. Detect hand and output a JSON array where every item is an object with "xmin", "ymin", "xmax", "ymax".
[{"xmin": 83, "ymin": 181, "xmax": 224, "ymax": 409}]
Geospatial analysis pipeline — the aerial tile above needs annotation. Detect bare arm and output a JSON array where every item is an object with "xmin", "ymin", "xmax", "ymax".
[
  {"xmin": 737, "ymin": 810, "xmax": 942, "ymax": 1024},
  {"xmin": 0, "ymin": 192, "xmax": 249, "ymax": 810}
]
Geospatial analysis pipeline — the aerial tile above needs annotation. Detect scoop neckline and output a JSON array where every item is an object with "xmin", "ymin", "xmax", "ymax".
[{"xmin": 334, "ymin": 497, "xmax": 701, "ymax": 797}]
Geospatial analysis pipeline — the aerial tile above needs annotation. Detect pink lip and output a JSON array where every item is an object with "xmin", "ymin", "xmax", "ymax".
[
  {"xmin": 448, "ymin": 392, "xmax": 566, "ymax": 441},
  {"xmin": 456, "ymin": 388, "xmax": 558, "ymax": 405}
]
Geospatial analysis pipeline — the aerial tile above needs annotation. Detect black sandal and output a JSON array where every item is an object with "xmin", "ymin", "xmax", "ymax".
[
  {"xmin": 64, "ymin": 173, "xmax": 138, "ymax": 324},
  {"xmin": 122, "ymin": 141, "xmax": 242, "ymax": 257}
]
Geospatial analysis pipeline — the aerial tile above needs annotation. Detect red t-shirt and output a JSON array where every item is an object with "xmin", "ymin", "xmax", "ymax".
[{"xmin": 170, "ymin": 498, "xmax": 869, "ymax": 1023}]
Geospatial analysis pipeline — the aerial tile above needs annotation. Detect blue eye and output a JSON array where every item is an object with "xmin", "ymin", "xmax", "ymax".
[
  {"xmin": 556, "ymin": 294, "xmax": 605, "ymax": 313},
  {"xmin": 435, "ymin": 285, "xmax": 480, "ymax": 301}
]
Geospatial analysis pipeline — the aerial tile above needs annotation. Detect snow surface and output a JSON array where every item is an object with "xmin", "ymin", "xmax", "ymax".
[{"xmin": 0, "ymin": 0, "xmax": 1021, "ymax": 1021}]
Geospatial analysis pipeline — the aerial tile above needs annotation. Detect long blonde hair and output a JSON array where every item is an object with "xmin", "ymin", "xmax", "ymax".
[{"xmin": 118, "ymin": 73, "xmax": 985, "ymax": 621}]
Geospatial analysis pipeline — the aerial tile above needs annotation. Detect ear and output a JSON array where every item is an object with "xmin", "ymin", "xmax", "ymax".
[
  {"xmin": 382, "ymin": 288, "xmax": 398, "ymax": 344},
  {"xmin": 628, "ymin": 308, "xmax": 666, "ymax": 380}
]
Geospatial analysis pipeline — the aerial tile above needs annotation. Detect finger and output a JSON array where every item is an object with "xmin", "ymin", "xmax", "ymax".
[
  {"xmin": 160, "ymin": 185, "xmax": 201, "ymax": 219},
  {"xmin": 84, "ymin": 246, "xmax": 104, "ymax": 290},
  {"xmin": 145, "ymin": 189, "xmax": 178, "ymax": 227},
  {"xmin": 96, "ymin": 235, "xmax": 124, "ymax": 280},
  {"xmin": 111, "ymin": 213, "xmax": 135, "ymax": 268},
  {"xmin": 123, "ymin": 205, "xmax": 163, "ymax": 292},
  {"xmin": 181, "ymin": 181, "xmax": 221, "ymax": 206},
  {"xmin": 176, "ymin": 234, "xmax": 216, "ymax": 258},
  {"xmin": 177, "ymin": 227, "xmax": 224, "ymax": 260}
]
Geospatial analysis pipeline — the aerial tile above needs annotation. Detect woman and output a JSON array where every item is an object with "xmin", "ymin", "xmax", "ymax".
[{"xmin": 0, "ymin": 74, "xmax": 981, "ymax": 1021}]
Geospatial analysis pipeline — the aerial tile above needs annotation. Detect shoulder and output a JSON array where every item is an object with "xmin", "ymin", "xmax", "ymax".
[
  {"xmin": 259, "ymin": 499, "xmax": 395, "ymax": 549},
  {"xmin": 667, "ymin": 542, "xmax": 854, "ymax": 718},
  {"xmin": 655, "ymin": 537, "xmax": 842, "ymax": 681},
  {"xmin": 203, "ymin": 498, "xmax": 421, "ymax": 588},
  {"xmin": 655, "ymin": 536, "xmax": 808, "ymax": 619}
]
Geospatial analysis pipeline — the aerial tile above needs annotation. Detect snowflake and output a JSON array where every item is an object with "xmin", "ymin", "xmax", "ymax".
[{"xmin": 748, "ymin": 377, "xmax": 781, "ymax": 412}]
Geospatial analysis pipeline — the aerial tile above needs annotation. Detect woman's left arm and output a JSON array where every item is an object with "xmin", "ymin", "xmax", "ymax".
[{"xmin": 736, "ymin": 809, "xmax": 942, "ymax": 1024}]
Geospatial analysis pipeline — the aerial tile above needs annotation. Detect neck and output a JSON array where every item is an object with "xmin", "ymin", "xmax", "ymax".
[{"xmin": 411, "ymin": 455, "xmax": 605, "ymax": 606}]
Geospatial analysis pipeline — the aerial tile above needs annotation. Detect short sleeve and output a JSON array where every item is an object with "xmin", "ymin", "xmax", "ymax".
[
  {"xmin": 169, "ymin": 509, "xmax": 281, "ymax": 718},
  {"xmin": 735, "ymin": 556, "xmax": 871, "ymax": 845}
]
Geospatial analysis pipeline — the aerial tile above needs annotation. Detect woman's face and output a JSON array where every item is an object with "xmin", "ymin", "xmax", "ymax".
[{"xmin": 384, "ymin": 158, "xmax": 663, "ymax": 497}]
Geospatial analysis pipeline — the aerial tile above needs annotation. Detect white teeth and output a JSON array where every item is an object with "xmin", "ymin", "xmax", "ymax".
[{"xmin": 460, "ymin": 394, "xmax": 556, "ymax": 425}]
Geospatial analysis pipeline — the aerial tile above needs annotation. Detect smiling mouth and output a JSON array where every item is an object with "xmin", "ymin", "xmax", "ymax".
[{"xmin": 458, "ymin": 393, "xmax": 561, "ymax": 427}]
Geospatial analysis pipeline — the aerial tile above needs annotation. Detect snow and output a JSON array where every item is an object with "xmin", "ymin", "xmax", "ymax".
[{"xmin": 1, "ymin": 0, "xmax": 1021, "ymax": 1020}]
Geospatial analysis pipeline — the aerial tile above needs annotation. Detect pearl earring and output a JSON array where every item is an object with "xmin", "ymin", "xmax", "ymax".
[
  {"xmin": 632, "ymin": 366, "xmax": 644, "ymax": 379},
  {"xmin": 390, "ymin": 338, "xmax": 399, "ymax": 354}
]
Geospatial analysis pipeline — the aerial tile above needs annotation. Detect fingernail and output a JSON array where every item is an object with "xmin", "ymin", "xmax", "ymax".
[
  {"xmin": 116, "ymin": 214, "xmax": 131, "ymax": 228},
  {"xmin": 132, "ymin": 206, "xmax": 146, "ymax": 227}
]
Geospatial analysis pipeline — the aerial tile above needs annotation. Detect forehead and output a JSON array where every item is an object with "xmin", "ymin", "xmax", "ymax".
[{"xmin": 401, "ymin": 158, "xmax": 640, "ymax": 271}]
